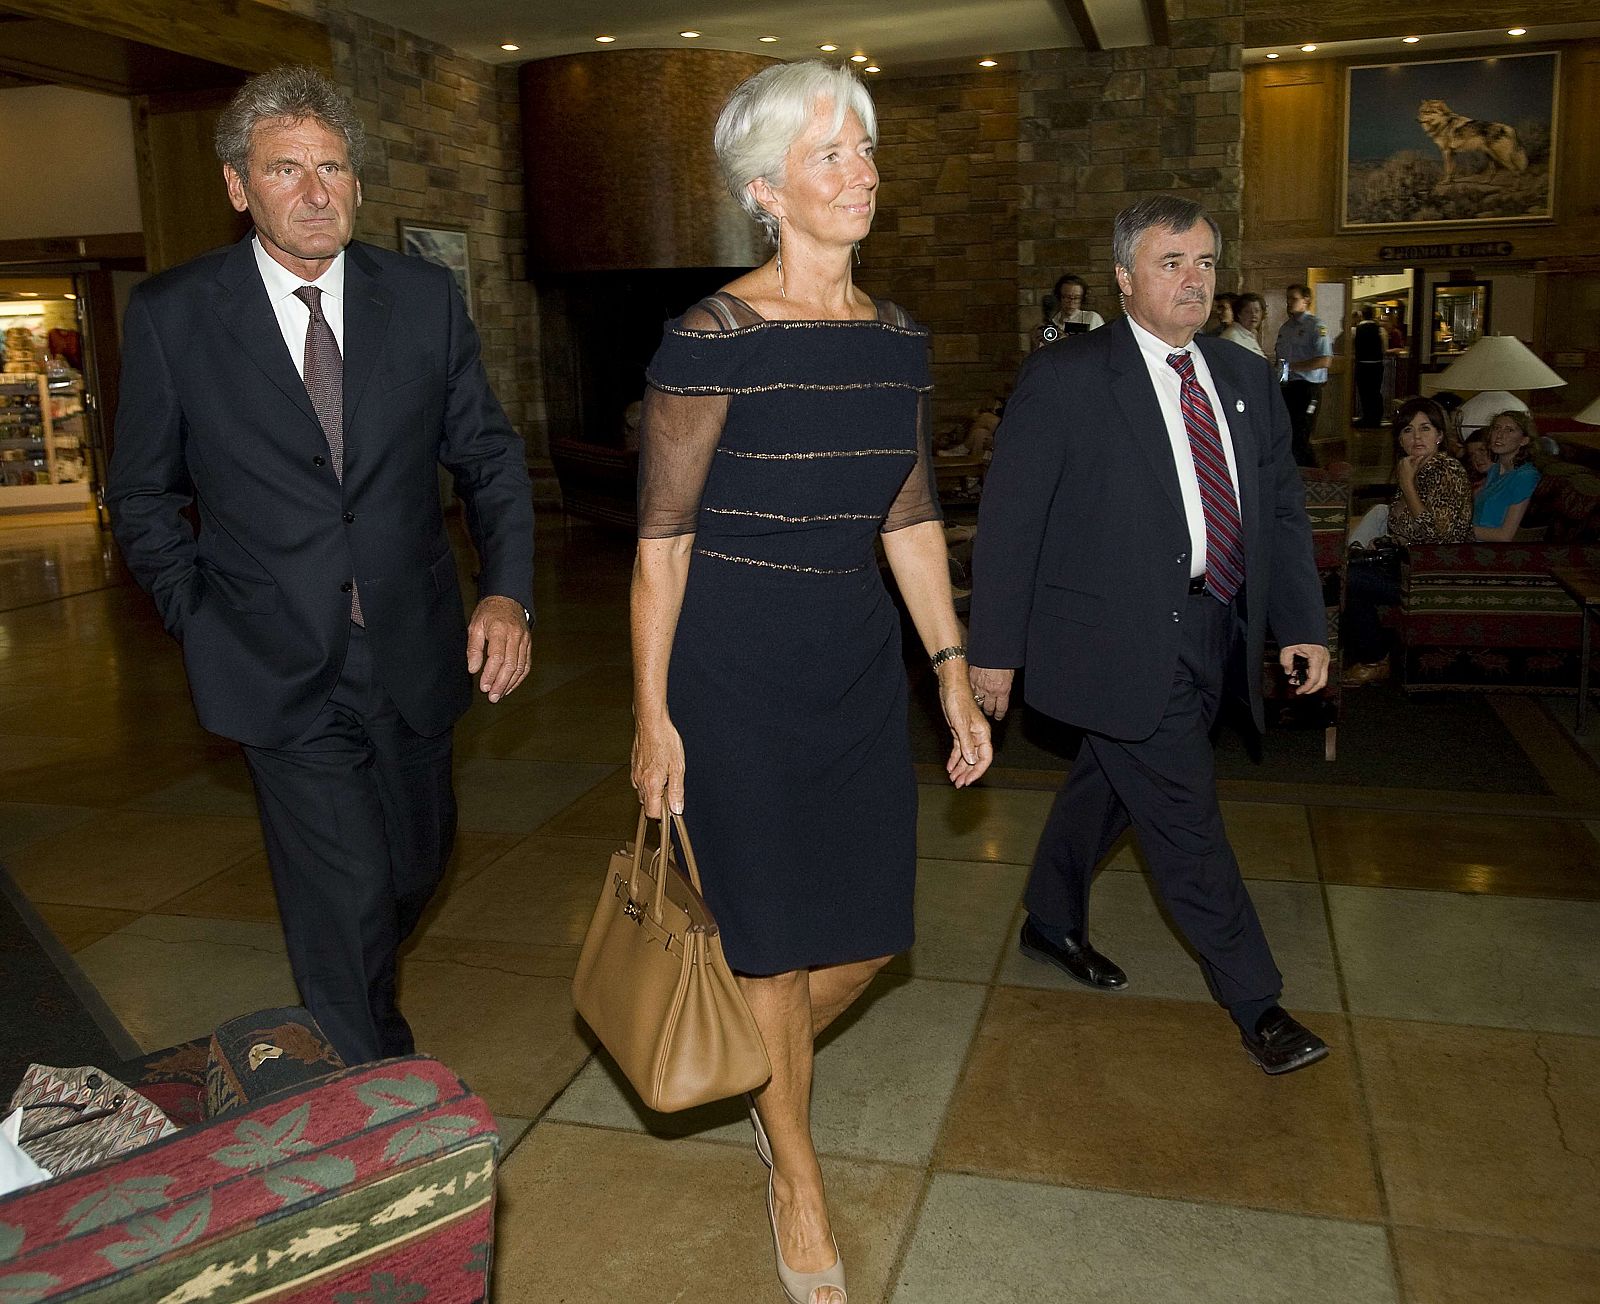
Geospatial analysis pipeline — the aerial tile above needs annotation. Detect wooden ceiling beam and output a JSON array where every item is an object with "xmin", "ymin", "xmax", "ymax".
[
  {"xmin": 1050, "ymin": 0, "xmax": 1104, "ymax": 54},
  {"xmin": 0, "ymin": 0, "xmax": 329, "ymax": 74},
  {"xmin": 1245, "ymin": 0, "xmax": 1596, "ymax": 48},
  {"xmin": 1145, "ymin": 0, "xmax": 1171, "ymax": 47}
]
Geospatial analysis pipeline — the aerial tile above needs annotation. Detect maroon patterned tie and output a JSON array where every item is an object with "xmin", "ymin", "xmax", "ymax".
[
  {"xmin": 1166, "ymin": 351, "xmax": 1244, "ymax": 604},
  {"xmin": 293, "ymin": 285, "xmax": 362, "ymax": 625}
]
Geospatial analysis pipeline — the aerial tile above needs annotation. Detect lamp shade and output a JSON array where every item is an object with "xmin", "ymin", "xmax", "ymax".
[
  {"xmin": 1577, "ymin": 394, "xmax": 1600, "ymax": 426},
  {"xmin": 1436, "ymin": 335, "xmax": 1565, "ymax": 391}
]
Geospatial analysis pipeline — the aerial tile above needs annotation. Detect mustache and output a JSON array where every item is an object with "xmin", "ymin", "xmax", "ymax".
[{"xmin": 1177, "ymin": 293, "xmax": 1209, "ymax": 304}]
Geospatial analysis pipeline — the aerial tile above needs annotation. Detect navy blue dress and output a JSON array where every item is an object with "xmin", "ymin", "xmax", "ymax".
[{"xmin": 639, "ymin": 292, "xmax": 940, "ymax": 975}]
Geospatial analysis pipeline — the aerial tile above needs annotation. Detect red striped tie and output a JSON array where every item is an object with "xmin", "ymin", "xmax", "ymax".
[{"xmin": 1167, "ymin": 351, "xmax": 1244, "ymax": 604}]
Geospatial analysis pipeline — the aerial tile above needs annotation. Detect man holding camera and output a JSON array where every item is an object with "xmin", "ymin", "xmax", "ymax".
[{"xmin": 1032, "ymin": 272, "xmax": 1105, "ymax": 349}]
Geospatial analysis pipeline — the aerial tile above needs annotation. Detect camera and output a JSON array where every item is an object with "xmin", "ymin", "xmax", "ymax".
[{"xmin": 1040, "ymin": 323, "xmax": 1061, "ymax": 343}]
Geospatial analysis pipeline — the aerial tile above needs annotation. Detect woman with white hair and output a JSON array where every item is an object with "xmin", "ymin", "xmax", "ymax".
[{"xmin": 630, "ymin": 60, "xmax": 991, "ymax": 1304}]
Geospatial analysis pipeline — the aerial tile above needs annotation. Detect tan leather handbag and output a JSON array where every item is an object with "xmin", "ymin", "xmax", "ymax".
[{"xmin": 572, "ymin": 806, "xmax": 771, "ymax": 1113}]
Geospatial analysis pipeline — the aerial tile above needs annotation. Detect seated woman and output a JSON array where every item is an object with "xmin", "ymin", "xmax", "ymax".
[
  {"xmin": 1220, "ymin": 291, "xmax": 1267, "ymax": 358},
  {"xmin": 1472, "ymin": 410, "xmax": 1541, "ymax": 542},
  {"xmin": 1342, "ymin": 397, "xmax": 1474, "ymax": 684},
  {"xmin": 1462, "ymin": 432, "xmax": 1491, "ymax": 492}
]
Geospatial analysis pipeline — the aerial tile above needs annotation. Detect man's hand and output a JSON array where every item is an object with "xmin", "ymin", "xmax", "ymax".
[
  {"xmin": 1280, "ymin": 644, "xmax": 1330, "ymax": 696},
  {"xmin": 466, "ymin": 595, "xmax": 530, "ymax": 703},
  {"xmin": 969, "ymin": 665, "xmax": 1016, "ymax": 720}
]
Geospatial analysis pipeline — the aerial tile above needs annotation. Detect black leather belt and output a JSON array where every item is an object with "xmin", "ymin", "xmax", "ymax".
[{"xmin": 1188, "ymin": 574, "xmax": 1208, "ymax": 594}]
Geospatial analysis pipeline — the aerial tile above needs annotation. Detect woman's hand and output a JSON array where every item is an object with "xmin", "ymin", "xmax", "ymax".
[
  {"xmin": 631, "ymin": 713, "xmax": 686, "ymax": 817},
  {"xmin": 1396, "ymin": 453, "xmax": 1420, "ymax": 488},
  {"xmin": 938, "ymin": 668, "xmax": 994, "ymax": 788}
]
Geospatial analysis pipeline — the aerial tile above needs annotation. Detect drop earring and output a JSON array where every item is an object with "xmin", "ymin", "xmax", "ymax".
[
  {"xmin": 775, "ymin": 219, "xmax": 787, "ymax": 300},
  {"xmin": 853, "ymin": 242, "xmax": 861, "ymax": 266}
]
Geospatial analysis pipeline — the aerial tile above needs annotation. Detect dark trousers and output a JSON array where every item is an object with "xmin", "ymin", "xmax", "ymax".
[
  {"xmin": 242, "ymin": 626, "xmax": 456, "ymax": 1065},
  {"xmin": 1023, "ymin": 592, "xmax": 1282, "ymax": 1018},
  {"xmin": 1280, "ymin": 378, "xmax": 1321, "ymax": 467},
  {"xmin": 1354, "ymin": 361, "xmax": 1385, "ymax": 427}
]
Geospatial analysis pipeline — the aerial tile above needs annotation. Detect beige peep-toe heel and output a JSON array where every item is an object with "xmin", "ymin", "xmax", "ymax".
[{"xmin": 766, "ymin": 1171, "xmax": 847, "ymax": 1304}]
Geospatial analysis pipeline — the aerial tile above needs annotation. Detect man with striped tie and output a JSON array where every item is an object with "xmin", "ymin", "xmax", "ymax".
[{"xmin": 967, "ymin": 196, "xmax": 1331, "ymax": 1074}]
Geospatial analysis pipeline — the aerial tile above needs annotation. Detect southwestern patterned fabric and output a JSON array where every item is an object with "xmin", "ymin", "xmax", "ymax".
[
  {"xmin": 0, "ymin": 1056, "xmax": 497, "ymax": 1302},
  {"xmin": 117, "ymin": 1039, "xmax": 210, "ymax": 1130},
  {"xmin": 207, "ymin": 1008, "xmax": 345, "ymax": 1117}
]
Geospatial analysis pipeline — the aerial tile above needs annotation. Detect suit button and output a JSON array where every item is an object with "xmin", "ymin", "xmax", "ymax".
[
  {"xmin": 343, "ymin": 511, "xmax": 355, "ymax": 523},
  {"xmin": 1176, "ymin": 554, "xmax": 1186, "ymax": 564},
  {"xmin": 340, "ymin": 581, "xmax": 353, "ymax": 593},
  {"xmin": 1171, "ymin": 611, "xmax": 1181, "ymax": 622},
  {"xmin": 313, "ymin": 455, "xmax": 325, "ymax": 467}
]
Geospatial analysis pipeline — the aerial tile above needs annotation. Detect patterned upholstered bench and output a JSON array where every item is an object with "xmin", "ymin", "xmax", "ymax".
[{"xmin": 0, "ymin": 1055, "xmax": 498, "ymax": 1302}]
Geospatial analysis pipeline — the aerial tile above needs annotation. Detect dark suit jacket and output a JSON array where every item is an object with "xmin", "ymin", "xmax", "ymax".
[
  {"xmin": 109, "ymin": 235, "xmax": 534, "ymax": 749},
  {"xmin": 968, "ymin": 316, "xmax": 1325, "ymax": 740}
]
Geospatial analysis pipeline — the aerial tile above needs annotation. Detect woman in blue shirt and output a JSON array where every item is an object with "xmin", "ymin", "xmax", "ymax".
[{"xmin": 1473, "ymin": 410, "xmax": 1540, "ymax": 542}]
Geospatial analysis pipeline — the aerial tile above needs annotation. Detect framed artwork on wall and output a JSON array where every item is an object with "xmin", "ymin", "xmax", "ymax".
[
  {"xmin": 397, "ymin": 220, "xmax": 473, "ymax": 315},
  {"xmin": 1341, "ymin": 51, "xmax": 1558, "ymax": 230}
]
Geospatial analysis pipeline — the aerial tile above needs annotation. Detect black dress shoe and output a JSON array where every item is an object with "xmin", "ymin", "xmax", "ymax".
[
  {"xmin": 1018, "ymin": 916, "xmax": 1128, "ymax": 990},
  {"xmin": 1240, "ymin": 1007, "xmax": 1329, "ymax": 1075}
]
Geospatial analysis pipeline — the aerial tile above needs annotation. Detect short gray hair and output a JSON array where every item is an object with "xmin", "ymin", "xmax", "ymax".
[
  {"xmin": 215, "ymin": 65, "xmax": 367, "ymax": 177},
  {"xmin": 1112, "ymin": 195, "xmax": 1221, "ymax": 273},
  {"xmin": 714, "ymin": 61, "xmax": 878, "ymax": 246}
]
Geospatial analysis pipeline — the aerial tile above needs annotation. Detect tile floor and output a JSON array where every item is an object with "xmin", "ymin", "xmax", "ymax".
[{"xmin": 2, "ymin": 515, "xmax": 1598, "ymax": 1303}]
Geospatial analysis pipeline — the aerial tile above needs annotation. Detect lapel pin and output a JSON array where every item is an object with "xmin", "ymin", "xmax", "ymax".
[{"xmin": 1235, "ymin": 399, "xmax": 1245, "ymax": 412}]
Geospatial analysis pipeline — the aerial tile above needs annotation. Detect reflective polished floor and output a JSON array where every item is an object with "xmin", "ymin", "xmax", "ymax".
[{"xmin": 3, "ymin": 515, "xmax": 1598, "ymax": 1303}]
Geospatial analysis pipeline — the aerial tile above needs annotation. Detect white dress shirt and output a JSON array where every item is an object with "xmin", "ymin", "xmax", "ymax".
[
  {"xmin": 1126, "ymin": 314, "xmax": 1243, "ymax": 579},
  {"xmin": 251, "ymin": 236, "xmax": 346, "ymax": 378}
]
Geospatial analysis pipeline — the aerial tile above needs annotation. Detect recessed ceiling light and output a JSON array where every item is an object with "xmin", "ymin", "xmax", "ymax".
[
  {"xmin": 865, "ymin": 65, "xmax": 881, "ymax": 73},
  {"xmin": 759, "ymin": 35, "xmax": 778, "ymax": 43},
  {"xmin": 19, "ymin": 291, "xmax": 37, "ymax": 297},
  {"xmin": 499, "ymin": 42, "xmax": 519, "ymax": 51},
  {"xmin": 1507, "ymin": 27, "xmax": 1527, "ymax": 36},
  {"xmin": 978, "ymin": 58, "xmax": 998, "ymax": 68},
  {"xmin": 1265, "ymin": 52, "xmax": 1280, "ymax": 58},
  {"xmin": 1401, "ymin": 35, "xmax": 1420, "ymax": 43},
  {"xmin": 819, "ymin": 43, "xmax": 838, "ymax": 52},
  {"xmin": 1300, "ymin": 43, "xmax": 1317, "ymax": 52},
  {"xmin": 850, "ymin": 54, "xmax": 868, "ymax": 63},
  {"xmin": 680, "ymin": 30, "xmax": 700, "ymax": 39},
  {"xmin": 595, "ymin": 35, "xmax": 615, "ymax": 43},
  {"xmin": 64, "ymin": 293, "xmax": 76, "ymax": 300}
]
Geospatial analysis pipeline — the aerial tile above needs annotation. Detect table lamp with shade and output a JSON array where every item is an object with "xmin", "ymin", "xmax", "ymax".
[
  {"xmin": 1576, "ymin": 394, "xmax": 1600, "ymax": 426},
  {"xmin": 1431, "ymin": 334, "xmax": 1565, "ymax": 435}
]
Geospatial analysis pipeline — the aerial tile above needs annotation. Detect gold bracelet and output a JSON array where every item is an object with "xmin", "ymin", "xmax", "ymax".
[{"xmin": 930, "ymin": 644, "xmax": 967, "ymax": 670}]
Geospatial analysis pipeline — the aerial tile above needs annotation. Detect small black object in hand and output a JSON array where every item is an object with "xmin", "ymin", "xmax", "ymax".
[{"xmin": 1287, "ymin": 653, "xmax": 1310, "ymax": 687}]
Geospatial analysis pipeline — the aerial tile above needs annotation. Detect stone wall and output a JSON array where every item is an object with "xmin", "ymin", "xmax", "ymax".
[
  {"xmin": 321, "ymin": 9, "xmax": 553, "ymax": 497},
  {"xmin": 1018, "ymin": 0, "xmax": 1244, "ymax": 337},
  {"xmin": 865, "ymin": 0, "xmax": 1244, "ymax": 431},
  {"xmin": 864, "ymin": 71, "xmax": 1022, "ymax": 426}
]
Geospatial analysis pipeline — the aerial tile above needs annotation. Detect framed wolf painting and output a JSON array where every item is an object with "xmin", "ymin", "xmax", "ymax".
[{"xmin": 1342, "ymin": 51, "xmax": 1558, "ymax": 229}]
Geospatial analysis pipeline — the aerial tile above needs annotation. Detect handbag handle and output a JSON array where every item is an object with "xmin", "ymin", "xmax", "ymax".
[{"xmin": 628, "ymin": 804, "xmax": 707, "ymax": 926}]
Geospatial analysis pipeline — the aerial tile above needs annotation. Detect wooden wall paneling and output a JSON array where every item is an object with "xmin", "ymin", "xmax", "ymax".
[
  {"xmin": 519, "ymin": 50, "xmax": 776, "ymax": 273},
  {"xmin": 1244, "ymin": 64, "xmax": 1335, "ymax": 235},
  {"xmin": 132, "ymin": 95, "xmax": 248, "ymax": 273},
  {"xmin": 1564, "ymin": 45, "xmax": 1600, "ymax": 222}
]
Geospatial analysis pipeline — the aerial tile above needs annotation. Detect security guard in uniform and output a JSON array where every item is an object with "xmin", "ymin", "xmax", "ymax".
[{"xmin": 1274, "ymin": 283, "xmax": 1331, "ymax": 467}]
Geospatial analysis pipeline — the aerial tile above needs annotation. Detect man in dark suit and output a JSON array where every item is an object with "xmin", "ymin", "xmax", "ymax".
[
  {"xmin": 108, "ymin": 67, "xmax": 535, "ymax": 1065},
  {"xmin": 968, "ymin": 195, "xmax": 1331, "ymax": 1074}
]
